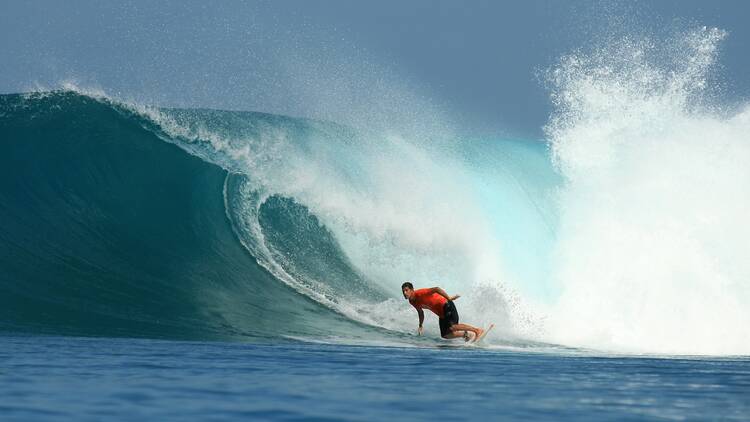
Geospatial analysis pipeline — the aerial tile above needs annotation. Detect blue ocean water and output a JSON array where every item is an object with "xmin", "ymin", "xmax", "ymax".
[{"xmin": 3, "ymin": 334, "xmax": 748, "ymax": 421}]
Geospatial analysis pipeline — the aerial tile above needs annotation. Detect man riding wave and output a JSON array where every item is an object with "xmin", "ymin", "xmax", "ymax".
[{"xmin": 401, "ymin": 282, "xmax": 484, "ymax": 342}]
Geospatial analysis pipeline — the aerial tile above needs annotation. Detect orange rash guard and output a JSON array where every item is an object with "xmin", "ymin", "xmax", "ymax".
[{"xmin": 410, "ymin": 288, "xmax": 448, "ymax": 318}]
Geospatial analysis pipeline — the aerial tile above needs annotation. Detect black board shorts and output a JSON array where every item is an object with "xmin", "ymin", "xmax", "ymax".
[{"xmin": 439, "ymin": 301, "xmax": 459, "ymax": 337}]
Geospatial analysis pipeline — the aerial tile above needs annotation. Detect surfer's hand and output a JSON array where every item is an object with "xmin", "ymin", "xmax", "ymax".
[
  {"xmin": 417, "ymin": 326, "xmax": 423, "ymax": 336},
  {"xmin": 450, "ymin": 294, "xmax": 460, "ymax": 301}
]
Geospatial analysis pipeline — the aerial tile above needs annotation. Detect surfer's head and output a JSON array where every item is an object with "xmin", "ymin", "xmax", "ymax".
[{"xmin": 401, "ymin": 281, "xmax": 414, "ymax": 300}]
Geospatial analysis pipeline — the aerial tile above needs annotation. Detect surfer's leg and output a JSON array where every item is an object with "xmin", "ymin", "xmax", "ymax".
[
  {"xmin": 440, "ymin": 302, "xmax": 482, "ymax": 339},
  {"xmin": 439, "ymin": 317, "xmax": 467, "ymax": 339},
  {"xmin": 450, "ymin": 323, "xmax": 483, "ymax": 339},
  {"xmin": 441, "ymin": 330, "xmax": 466, "ymax": 339}
]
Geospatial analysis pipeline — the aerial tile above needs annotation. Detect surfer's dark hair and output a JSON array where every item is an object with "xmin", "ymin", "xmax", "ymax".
[{"xmin": 401, "ymin": 282, "xmax": 414, "ymax": 290}]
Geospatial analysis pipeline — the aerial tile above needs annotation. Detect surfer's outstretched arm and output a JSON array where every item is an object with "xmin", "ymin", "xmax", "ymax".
[
  {"xmin": 430, "ymin": 287, "xmax": 460, "ymax": 301},
  {"xmin": 416, "ymin": 308, "xmax": 424, "ymax": 335}
]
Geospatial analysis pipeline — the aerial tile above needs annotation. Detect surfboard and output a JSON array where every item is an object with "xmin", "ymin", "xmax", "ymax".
[{"xmin": 473, "ymin": 324, "xmax": 494, "ymax": 343}]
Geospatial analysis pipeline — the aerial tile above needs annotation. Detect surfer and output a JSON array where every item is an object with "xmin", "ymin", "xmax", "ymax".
[{"xmin": 401, "ymin": 282, "xmax": 484, "ymax": 342}]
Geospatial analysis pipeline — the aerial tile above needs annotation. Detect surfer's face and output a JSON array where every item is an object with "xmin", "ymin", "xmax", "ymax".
[{"xmin": 402, "ymin": 287, "xmax": 413, "ymax": 300}]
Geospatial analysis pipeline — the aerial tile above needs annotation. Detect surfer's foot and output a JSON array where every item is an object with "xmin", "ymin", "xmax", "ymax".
[{"xmin": 472, "ymin": 328, "xmax": 484, "ymax": 343}]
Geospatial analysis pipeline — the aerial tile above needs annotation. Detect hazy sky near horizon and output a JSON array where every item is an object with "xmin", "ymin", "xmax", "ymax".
[{"xmin": 2, "ymin": 0, "xmax": 749, "ymax": 137}]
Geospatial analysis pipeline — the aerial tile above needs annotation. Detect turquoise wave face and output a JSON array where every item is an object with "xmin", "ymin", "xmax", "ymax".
[{"xmin": 0, "ymin": 92, "xmax": 377, "ymax": 341}]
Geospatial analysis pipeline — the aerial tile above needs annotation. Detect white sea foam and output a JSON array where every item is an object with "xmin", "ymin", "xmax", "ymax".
[{"xmin": 544, "ymin": 27, "xmax": 750, "ymax": 355}]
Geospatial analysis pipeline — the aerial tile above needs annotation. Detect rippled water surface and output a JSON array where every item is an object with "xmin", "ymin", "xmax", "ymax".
[{"xmin": 2, "ymin": 335, "xmax": 748, "ymax": 421}]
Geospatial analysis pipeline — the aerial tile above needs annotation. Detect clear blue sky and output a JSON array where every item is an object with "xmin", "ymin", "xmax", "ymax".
[{"xmin": 1, "ymin": 0, "xmax": 748, "ymax": 137}]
